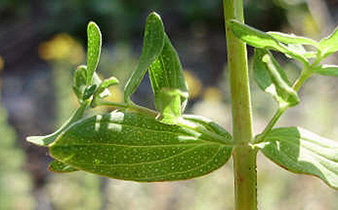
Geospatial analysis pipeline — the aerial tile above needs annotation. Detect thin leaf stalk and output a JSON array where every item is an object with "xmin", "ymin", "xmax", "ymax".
[
  {"xmin": 255, "ymin": 67, "xmax": 313, "ymax": 144},
  {"xmin": 223, "ymin": 0, "xmax": 257, "ymax": 209}
]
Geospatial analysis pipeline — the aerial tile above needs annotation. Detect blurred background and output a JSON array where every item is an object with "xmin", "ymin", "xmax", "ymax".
[{"xmin": 1, "ymin": 0, "xmax": 338, "ymax": 209}]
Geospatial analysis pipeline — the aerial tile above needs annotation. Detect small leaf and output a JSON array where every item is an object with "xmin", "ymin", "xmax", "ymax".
[
  {"xmin": 261, "ymin": 127, "xmax": 338, "ymax": 189},
  {"xmin": 313, "ymin": 64, "xmax": 338, "ymax": 77},
  {"xmin": 267, "ymin": 32, "xmax": 318, "ymax": 47},
  {"xmin": 26, "ymin": 104, "xmax": 87, "ymax": 146},
  {"xmin": 228, "ymin": 20, "xmax": 307, "ymax": 63},
  {"xmin": 92, "ymin": 73, "xmax": 111, "ymax": 99},
  {"xmin": 228, "ymin": 20, "xmax": 282, "ymax": 50},
  {"xmin": 149, "ymin": 35, "xmax": 189, "ymax": 124},
  {"xmin": 83, "ymin": 84, "xmax": 97, "ymax": 100},
  {"xmin": 95, "ymin": 76, "xmax": 119, "ymax": 98},
  {"xmin": 73, "ymin": 65, "xmax": 87, "ymax": 101},
  {"xmin": 49, "ymin": 160, "xmax": 79, "ymax": 173},
  {"xmin": 254, "ymin": 49, "xmax": 299, "ymax": 107},
  {"xmin": 319, "ymin": 26, "xmax": 338, "ymax": 58},
  {"xmin": 50, "ymin": 111, "xmax": 232, "ymax": 182},
  {"xmin": 124, "ymin": 12, "xmax": 165, "ymax": 102},
  {"xmin": 87, "ymin": 22, "xmax": 102, "ymax": 85}
]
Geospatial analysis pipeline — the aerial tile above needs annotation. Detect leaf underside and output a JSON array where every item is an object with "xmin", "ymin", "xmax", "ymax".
[
  {"xmin": 262, "ymin": 127, "xmax": 338, "ymax": 189},
  {"xmin": 124, "ymin": 12, "xmax": 165, "ymax": 102},
  {"xmin": 49, "ymin": 160, "xmax": 79, "ymax": 173},
  {"xmin": 50, "ymin": 111, "xmax": 232, "ymax": 182},
  {"xmin": 87, "ymin": 22, "xmax": 102, "ymax": 85}
]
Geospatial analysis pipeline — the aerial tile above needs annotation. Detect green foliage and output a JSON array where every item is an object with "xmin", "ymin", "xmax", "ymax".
[
  {"xmin": 50, "ymin": 111, "xmax": 232, "ymax": 181},
  {"xmin": 27, "ymin": 8, "xmax": 338, "ymax": 201},
  {"xmin": 254, "ymin": 49, "xmax": 299, "ymax": 107},
  {"xmin": 86, "ymin": 22, "xmax": 102, "ymax": 85},
  {"xmin": 124, "ymin": 12, "xmax": 165, "ymax": 102},
  {"xmin": 261, "ymin": 127, "xmax": 338, "ymax": 189}
]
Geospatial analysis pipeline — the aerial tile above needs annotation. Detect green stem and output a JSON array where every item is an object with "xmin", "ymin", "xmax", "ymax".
[{"xmin": 223, "ymin": 0, "xmax": 257, "ymax": 209}]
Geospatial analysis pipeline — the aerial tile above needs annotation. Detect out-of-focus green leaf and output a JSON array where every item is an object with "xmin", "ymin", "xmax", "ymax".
[
  {"xmin": 73, "ymin": 65, "xmax": 87, "ymax": 101},
  {"xmin": 49, "ymin": 160, "xmax": 79, "ymax": 173},
  {"xmin": 87, "ymin": 22, "xmax": 102, "ymax": 85},
  {"xmin": 313, "ymin": 64, "xmax": 338, "ymax": 77},
  {"xmin": 26, "ymin": 103, "xmax": 87, "ymax": 146},
  {"xmin": 228, "ymin": 20, "xmax": 307, "ymax": 63},
  {"xmin": 149, "ymin": 35, "xmax": 189, "ymax": 124},
  {"xmin": 50, "ymin": 111, "xmax": 232, "ymax": 182},
  {"xmin": 254, "ymin": 49, "xmax": 299, "ymax": 107},
  {"xmin": 319, "ymin": 26, "xmax": 338, "ymax": 58},
  {"xmin": 267, "ymin": 32, "xmax": 318, "ymax": 47},
  {"xmin": 261, "ymin": 127, "xmax": 338, "ymax": 189},
  {"xmin": 124, "ymin": 12, "xmax": 165, "ymax": 102}
]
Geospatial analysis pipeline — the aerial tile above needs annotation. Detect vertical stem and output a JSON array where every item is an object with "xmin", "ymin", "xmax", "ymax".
[{"xmin": 223, "ymin": 0, "xmax": 257, "ymax": 209}]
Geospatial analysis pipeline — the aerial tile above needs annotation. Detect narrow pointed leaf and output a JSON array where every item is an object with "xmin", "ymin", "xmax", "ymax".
[
  {"xmin": 124, "ymin": 12, "xmax": 165, "ymax": 102},
  {"xmin": 261, "ymin": 127, "xmax": 338, "ymax": 189},
  {"xmin": 149, "ymin": 35, "xmax": 189, "ymax": 124},
  {"xmin": 267, "ymin": 32, "xmax": 318, "ymax": 47},
  {"xmin": 50, "ymin": 111, "xmax": 232, "ymax": 182},
  {"xmin": 313, "ymin": 64, "xmax": 338, "ymax": 77},
  {"xmin": 254, "ymin": 49, "xmax": 299, "ymax": 107},
  {"xmin": 73, "ymin": 65, "xmax": 87, "ymax": 101},
  {"xmin": 319, "ymin": 26, "xmax": 338, "ymax": 58},
  {"xmin": 26, "ymin": 104, "xmax": 87, "ymax": 146},
  {"xmin": 87, "ymin": 22, "xmax": 102, "ymax": 85},
  {"xmin": 49, "ymin": 160, "xmax": 79, "ymax": 173},
  {"xmin": 228, "ymin": 20, "xmax": 307, "ymax": 63}
]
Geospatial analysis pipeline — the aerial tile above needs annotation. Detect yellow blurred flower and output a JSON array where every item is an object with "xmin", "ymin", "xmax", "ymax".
[
  {"xmin": 203, "ymin": 87, "xmax": 222, "ymax": 102},
  {"xmin": 0, "ymin": 55, "xmax": 4, "ymax": 71},
  {"xmin": 39, "ymin": 33, "xmax": 85, "ymax": 64},
  {"xmin": 183, "ymin": 70, "xmax": 202, "ymax": 99}
]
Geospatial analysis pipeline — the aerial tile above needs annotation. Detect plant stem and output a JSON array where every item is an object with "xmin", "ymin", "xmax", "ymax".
[{"xmin": 223, "ymin": 0, "xmax": 257, "ymax": 209}]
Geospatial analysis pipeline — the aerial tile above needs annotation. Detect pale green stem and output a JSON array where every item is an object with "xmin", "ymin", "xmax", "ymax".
[{"xmin": 223, "ymin": 0, "xmax": 257, "ymax": 209}]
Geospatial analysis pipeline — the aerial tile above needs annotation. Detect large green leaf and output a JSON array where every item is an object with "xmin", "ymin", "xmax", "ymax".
[
  {"xmin": 124, "ymin": 12, "xmax": 165, "ymax": 102},
  {"xmin": 228, "ymin": 20, "xmax": 307, "ymax": 63},
  {"xmin": 319, "ymin": 26, "xmax": 338, "ymax": 58},
  {"xmin": 26, "ymin": 103, "xmax": 87, "ymax": 146},
  {"xmin": 87, "ymin": 22, "xmax": 102, "ymax": 85},
  {"xmin": 49, "ymin": 111, "xmax": 232, "ymax": 182},
  {"xmin": 267, "ymin": 32, "xmax": 318, "ymax": 47},
  {"xmin": 313, "ymin": 64, "xmax": 338, "ymax": 77},
  {"xmin": 149, "ymin": 35, "xmax": 189, "ymax": 124},
  {"xmin": 261, "ymin": 127, "xmax": 338, "ymax": 189},
  {"xmin": 254, "ymin": 49, "xmax": 299, "ymax": 107}
]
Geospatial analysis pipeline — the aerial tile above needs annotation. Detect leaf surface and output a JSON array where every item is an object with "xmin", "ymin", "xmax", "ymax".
[
  {"xmin": 50, "ymin": 111, "xmax": 232, "ymax": 182},
  {"xmin": 261, "ymin": 127, "xmax": 338, "ymax": 189},
  {"xmin": 228, "ymin": 20, "xmax": 307, "ymax": 63},
  {"xmin": 319, "ymin": 26, "xmax": 338, "ymax": 58},
  {"xmin": 254, "ymin": 49, "xmax": 299, "ymax": 107},
  {"xmin": 313, "ymin": 65, "xmax": 338, "ymax": 77},
  {"xmin": 149, "ymin": 35, "xmax": 189, "ymax": 124},
  {"xmin": 87, "ymin": 22, "xmax": 102, "ymax": 85},
  {"xmin": 267, "ymin": 32, "xmax": 318, "ymax": 47},
  {"xmin": 124, "ymin": 12, "xmax": 165, "ymax": 102}
]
